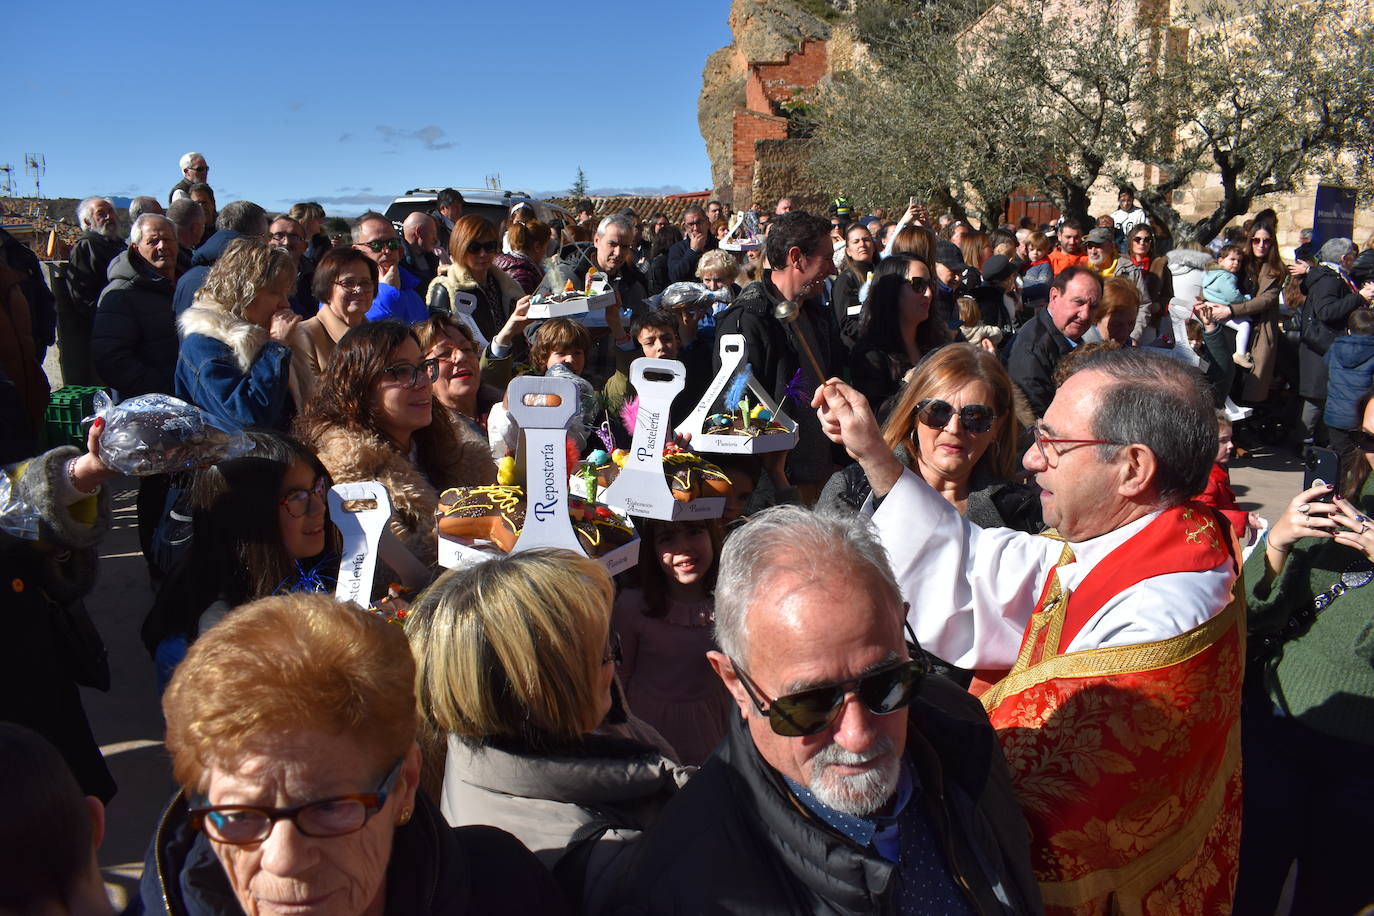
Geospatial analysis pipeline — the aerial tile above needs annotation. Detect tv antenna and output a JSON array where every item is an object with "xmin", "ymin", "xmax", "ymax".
[
  {"xmin": 24, "ymin": 153, "xmax": 46, "ymax": 198},
  {"xmin": 484, "ymin": 173, "xmax": 502, "ymax": 190},
  {"xmin": 0, "ymin": 164, "xmax": 13, "ymax": 197}
]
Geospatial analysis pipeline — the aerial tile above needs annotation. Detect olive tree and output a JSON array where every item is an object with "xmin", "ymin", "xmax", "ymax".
[{"xmin": 809, "ymin": 0, "xmax": 1374, "ymax": 241}]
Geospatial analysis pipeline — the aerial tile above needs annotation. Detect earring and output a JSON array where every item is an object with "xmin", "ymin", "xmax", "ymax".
[{"xmin": 399, "ymin": 806, "xmax": 413, "ymax": 825}]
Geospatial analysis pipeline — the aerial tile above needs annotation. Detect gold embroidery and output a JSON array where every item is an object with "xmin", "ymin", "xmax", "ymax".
[{"xmin": 1182, "ymin": 511, "xmax": 1221, "ymax": 549}]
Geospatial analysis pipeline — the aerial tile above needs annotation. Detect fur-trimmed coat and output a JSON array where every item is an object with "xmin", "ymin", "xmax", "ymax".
[
  {"xmin": 175, "ymin": 302, "xmax": 299, "ymax": 431},
  {"xmin": 303, "ymin": 418, "xmax": 495, "ymax": 572},
  {"xmin": 426, "ymin": 264, "xmax": 524, "ymax": 342}
]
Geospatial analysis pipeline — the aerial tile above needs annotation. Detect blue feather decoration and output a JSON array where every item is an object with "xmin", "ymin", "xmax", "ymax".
[{"xmin": 724, "ymin": 363, "xmax": 751, "ymax": 411}]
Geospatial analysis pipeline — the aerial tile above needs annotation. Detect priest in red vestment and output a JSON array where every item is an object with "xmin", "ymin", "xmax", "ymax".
[{"xmin": 816, "ymin": 346, "xmax": 1244, "ymax": 915}]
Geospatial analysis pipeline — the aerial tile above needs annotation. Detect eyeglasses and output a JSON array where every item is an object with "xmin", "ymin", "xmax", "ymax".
[
  {"xmin": 907, "ymin": 276, "xmax": 931, "ymax": 296},
  {"xmin": 730, "ymin": 657, "xmax": 930, "ymax": 737},
  {"xmin": 1252, "ymin": 237, "xmax": 1273, "ymax": 247},
  {"xmin": 358, "ymin": 238, "xmax": 402, "ymax": 253},
  {"xmin": 430, "ymin": 344, "xmax": 477, "ymax": 365},
  {"xmin": 271, "ymin": 231, "xmax": 304, "ymax": 244},
  {"xmin": 189, "ymin": 758, "xmax": 403, "ymax": 845},
  {"xmin": 280, "ymin": 477, "xmax": 327, "ymax": 518},
  {"xmin": 1030, "ymin": 424, "xmax": 1125, "ymax": 467},
  {"xmin": 684, "ymin": 219, "xmax": 707, "ymax": 228},
  {"xmin": 1132, "ymin": 235, "xmax": 1154, "ymax": 244},
  {"xmin": 465, "ymin": 240, "xmax": 499, "ymax": 255},
  {"xmin": 189, "ymin": 165, "xmax": 208, "ymax": 173},
  {"xmin": 1350, "ymin": 428, "xmax": 1374, "ymax": 451},
  {"xmin": 603, "ymin": 631, "xmax": 623, "ymax": 666},
  {"xmin": 333, "ymin": 277, "xmax": 374, "ymax": 294},
  {"xmin": 916, "ymin": 398, "xmax": 1000, "ymax": 434},
  {"xmin": 379, "ymin": 359, "xmax": 440, "ymax": 388}
]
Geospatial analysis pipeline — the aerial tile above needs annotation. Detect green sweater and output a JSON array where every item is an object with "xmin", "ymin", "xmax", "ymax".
[{"xmin": 1244, "ymin": 476, "xmax": 1374, "ymax": 745}]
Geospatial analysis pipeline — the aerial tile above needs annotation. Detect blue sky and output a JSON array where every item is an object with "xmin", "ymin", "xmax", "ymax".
[{"xmin": 9, "ymin": 0, "xmax": 733, "ymax": 213}]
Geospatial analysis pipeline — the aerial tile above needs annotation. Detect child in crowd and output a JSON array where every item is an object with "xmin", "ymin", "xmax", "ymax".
[
  {"xmin": 486, "ymin": 318, "xmax": 592, "ymax": 460},
  {"xmin": 1202, "ymin": 244, "xmax": 1253, "ymax": 368},
  {"xmin": 1195, "ymin": 411, "xmax": 1260, "ymax": 544},
  {"xmin": 957, "ymin": 294, "xmax": 1004, "ymax": 349},
  {"xmin": 612, "ymin": 519, "xmax": 730, "ymax": 766},
  {"xmin": 1021, "ymin": 231, "xmax": 1054, "ymax": 309},
  {"xmin": 1322, "ymin": 307, "xmax": 1374, "ymax": 454}
]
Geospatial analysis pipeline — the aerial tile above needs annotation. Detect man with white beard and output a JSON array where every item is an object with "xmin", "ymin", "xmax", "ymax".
[
  {"xmin": 61, "ymin": 197, "xmax": 126, "ymax": 384},
  {"xmin": 602, "ymin": 507, "xmax": 1040, "ymax": 915}
]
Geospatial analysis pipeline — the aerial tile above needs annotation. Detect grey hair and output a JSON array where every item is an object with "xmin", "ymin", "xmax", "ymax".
[
  {"xmin": 167, "ymin": 198, "xmax": 203, "ymax": 229},
  {"xmin": 595, "ymin": 214, "xmax": 634, "ymax": 239},
  {"xmin": 216, "ymin": 200, "xmax": 267, "ymax": 235},
  {"xmin": 179, "ymin": 151, "xmax": 205, "ymax": 171},
  {"xmin": 129, "ymin": 213, "xmax": 175, "ymax": 245},
  {"xmin": 1067, "ymin": 347, "xmax": 1215, "ymax": 506},
  {"xmin": 1318, "ymin": 237, "xmax": 1356, "ymax": 264},
  {"xmin": 352, "ymin": 211, "xmax": 391, "ymax": 244},
  {"xmin": 128, "ymin": 196, "xmax": 162, "ymax": 221},
  {"xmin": 76, "ymin": 197, "xmax": 109, "ymax": 228},
  {"xmin": 714, "ymin": 505, "xmax": 902, "ymax": 662}
]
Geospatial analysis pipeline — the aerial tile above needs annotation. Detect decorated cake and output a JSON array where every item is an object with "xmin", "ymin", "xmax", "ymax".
[
  {"xmin": 576, "ymin": 445, "xmax": 731, "ymax": 500},
  {"xmin": 436, "ymin": 486, "xmax": 636, "ymax": 557}
]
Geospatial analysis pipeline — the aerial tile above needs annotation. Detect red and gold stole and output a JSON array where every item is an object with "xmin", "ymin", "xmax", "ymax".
[{"xmin": 980, "ymin": 504, "xmax": 1246, "ymax": 915}]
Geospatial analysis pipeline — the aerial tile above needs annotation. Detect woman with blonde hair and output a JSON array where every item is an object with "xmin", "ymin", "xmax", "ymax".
[
  {"xmin": 141, "ymin": 592, "xmax": 563, "ymax": 914},
  {"xmin": 821, "ymin": 342, "xmax": 1040, "ymax": 533},
  {"xmin": 426, "ymin": 215, "xmax": 525, "ymax": 341},
  {"xmin": 175, "ymin": 237, "xmax": 301, "ymax": 429},
  {"xmin": 408, "ymin": 549, "xmax": 685, "ymax": 907}
]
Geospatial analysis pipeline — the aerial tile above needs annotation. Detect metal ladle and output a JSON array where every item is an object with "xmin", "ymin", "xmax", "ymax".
[{"xmin": 773, "ymin": 300, "xmax": 826, "ymax": 385}]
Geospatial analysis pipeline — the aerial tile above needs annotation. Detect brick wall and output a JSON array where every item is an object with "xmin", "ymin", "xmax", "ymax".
[
  {"xmin": 733, "ymin": 110, "xmax": 790, "ymax": 208},
  {"xmin": 752, "ymin": 38, "xmax": 828, "ymax": 106}
]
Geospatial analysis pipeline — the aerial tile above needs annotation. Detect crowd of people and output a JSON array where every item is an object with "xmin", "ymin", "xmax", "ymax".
[{"xmin": 2, "ymin": 152, "xmax": 1374, "ymax": 914}]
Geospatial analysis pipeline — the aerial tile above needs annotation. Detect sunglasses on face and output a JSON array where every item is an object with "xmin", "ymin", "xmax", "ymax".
[
  {"xmin": 731, "ymin": 656, "xmax": 930, "ymax": 737},
  {"xmin": 915, "ymin": 398, "xmax": 1000, "ymax": 434},
  {"xmin": 359, "ymin": 238, "xmax": 402, "ymax": 253},
  {"xmin": 907, "ymin": 276, "xmax": 931, "ymax": 295},
  {"xmin": 1132, "ymin": 236, "xmax": 1154, "ymax": 243},
  {"xmin": 466, "ymin": 240, "xmax": 500, "ymax": 255}
]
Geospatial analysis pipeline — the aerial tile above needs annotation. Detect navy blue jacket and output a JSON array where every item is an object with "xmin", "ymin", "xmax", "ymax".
[
  {"xmin": 1323, "ymin": 333, "xmax": 1374, "ymax": 429},
  {"xmin": 173, "ymin": 229, "xmax": 245, "ymax": 316},
  {"xmin": 667, "ymin": 236, "xmax": 717, "ymax": 284},
  {"xmin": 90, "ymin": 249, "xmax": 179, "ymax": 397}
]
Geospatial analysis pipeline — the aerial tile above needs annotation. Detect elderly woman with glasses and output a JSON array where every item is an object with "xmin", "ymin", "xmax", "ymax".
[
  {"xmin": 407, "ymin": 549, "xmax": 687, "ymax": 911},
  {"xmin": 141, "ymin": 592, "xmax": 565, "ymax": 915},
  {"xmin": 175, "ymin": 237, "xmax": 302, "ymax": 430},
  {"xmin": 290, "ymin": 247, "xmax": 377, "ymax": 402},
  {"xmin": 1234, "ymin": 387, "xmax": 1374, "ymax": 913},
  {"xmin": 425, "ymin": 215, "xmax": 527, "ymax": 342},
  {"xmin": 295, "ymin": 321, "xmax": 494, "ymax": 587}
]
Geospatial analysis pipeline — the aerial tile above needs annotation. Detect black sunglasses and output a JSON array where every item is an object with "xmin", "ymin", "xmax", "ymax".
[
  {"xmin": 359, "ymin": 238, "xmax": 402, "ymax": 252},
  {"xmin": 466, "ymin": 240, "xmax": 500, "ymax": 255},
  {"xmin": 1351, "ymin": 429, "xmax": 1374, "ymax": 451},
  {"xmin": 907, "ymin": 276, "xmax": 931, "ymax": 295},
  {"xmin": 731, "ymin": 656, "xmax": 930, "ymax": 737},
  {"xmin": 915, "ymin": 398, "xmax": 1000, "ymax": 434}
]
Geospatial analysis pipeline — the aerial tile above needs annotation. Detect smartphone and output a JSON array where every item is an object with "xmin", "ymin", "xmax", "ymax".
[{"xmin": 1303, "ymin": 445, "xmax": 1340, "ymax": 501}]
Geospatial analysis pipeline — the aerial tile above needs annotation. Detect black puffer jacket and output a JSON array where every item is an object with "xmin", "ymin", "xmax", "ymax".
[
  {"xmin": 138, "ymin": 789, "xmax": 568, "ymax": 915},
  {"xmin": 90, "ymin": 248, "xmax": 179, "ymax": 397},
  {"xmin": 599, "ymin": 677, "xmax": 1042, "ymax": 915},
  {"xmin": 1297, "ymin": 264, "xmax": 1366, "ymax": 399},
  {"xmin": 1005, "ymin": 306, "xmax": 1072, "ymax": 418},
  {"xmin": 64, "ymin": 229, "xmax": 126, "ymax": 316}
]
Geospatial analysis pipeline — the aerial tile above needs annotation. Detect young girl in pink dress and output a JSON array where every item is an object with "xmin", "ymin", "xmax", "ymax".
[{"xmin": 613, "ymin": 518, "xmax": 732, "ymax": 765}]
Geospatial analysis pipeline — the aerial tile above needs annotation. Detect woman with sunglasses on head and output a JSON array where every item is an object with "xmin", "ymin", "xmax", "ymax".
[
  {"xmin": 290, "ymin": 247, "xmax": 377, "ymax": 402},
  {"xmin": 1234, "ymin": 387, "xmax": 1374, "ymax": 913},
  {"xmin": 848, "ymin": 253, "xmax": 952, "ymax": 413},
  {"xmin": 141, "ymin": 431, "xmax": 341, "ymax": 686},
  {"xmin": 426, "ymin": 215, "xmax": 525, "ymax": 343},
  {"xmin": 143, "ymin": 592, "xmax": 565, "ymax": 915},
  {"xmin": 296, "ymin": 321, "xmax": 494, "ymax": 588},
  {"xmin": 407, "ymin": 549, "xmax": 687, "ymax": 911},
  {"xmin": 821, "ymin": 343, "xmax": 1041, "ymax": 536}
]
